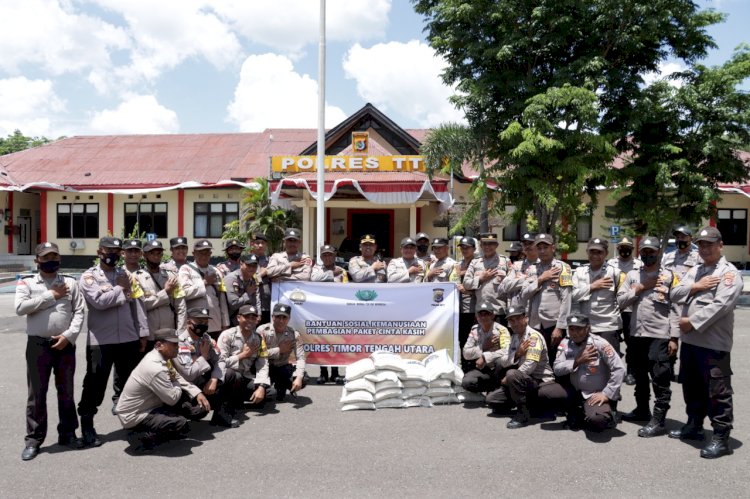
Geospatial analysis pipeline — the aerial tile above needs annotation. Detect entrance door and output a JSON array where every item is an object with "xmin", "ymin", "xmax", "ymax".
[
  {"xmin": 349, "ymin": 210, "xmax": 394, "ymax": 258},
  {"xmin": 17, "ymin": 216, "xmax": 32, "ymax": 255}
]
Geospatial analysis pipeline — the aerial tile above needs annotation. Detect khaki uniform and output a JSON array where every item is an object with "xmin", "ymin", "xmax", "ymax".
[
  {"xmin": 425, "ymin": 256, "xmax": 457, "ymax": 283},
  {"xmin": 663, "ymin": 249, "xmax": 702, "ymax": 337},
  {"xmin": 311, "ymin": 264, "xmax": 349, "ymax": 282},
  {"xmin": 178, "ymin": 263, "xmax": 230, "ymax": 334},
  {"xmin": 607, "ymin": 256, "xmax": 643, "ymax": 313},
  {"xmin": 217, "ymin": 259, "xmax": 240, "ymax": 276},
  {"xmin": 174, "ymin": 330, "xmax": 227, "ymax": 383},
  {"xmin": 554, "ymin": 334, "xmax": 625, "ymax": 400},
  {"xmin": 497, "ymin": 326, "xmax": 555, "ymax": 383},
  {"xmin": 387, "ymin": 257, "xmax": 427, "ymax": 283},
  {"xmin": 255, "ymin": 254, "xmax": 272, "ymax": 314},
  {"xmin": 500, "ymin": 258, "xmax": 538, "ymax": 308},
  {"xmin": 266, "ymin": 251, "xmax": 312, "ymax": 281},
  {"xmin": 571, "ymin": 263, "xmax": 623, "ymax": 333},
  {"xmin": 520, "ymin": 259, "xmax": 573, "ymax": 330},
  {"xmin": 462, "ymin": 322, "xmax": 509, "ymax": 364},
  {"xmin": 15, "ymin": 273, "xmax": 85, "ymax": 343},
  {"xmin": 257, "ymin": 324, "xmax": 306, "ymax": 379},
  {"xmin": 348, "ymin": 255, "xmax": 386, "ymax": 283},
  {"xmin": 223, "ymin": 269, "xmax": 262, "ymax": 322},
  {"xmin": 217, "ymin": 326, "xmax": 271, "ymax": 385},
  {"xmin": 464, "ymin": 254, "xmax": 510, "ymax": 315},
  {"xmin": 454, "ymin": 258, "xmax": 478, "ymax": 313},
  {"xmin": 133, "ymin": 267, "xmax": 187, "ymax": 338}
]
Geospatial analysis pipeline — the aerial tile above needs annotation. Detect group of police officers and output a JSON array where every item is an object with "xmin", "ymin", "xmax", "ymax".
[{"xmin": 16, "ymin": 225, "xmax": 741, "ymax": 460}]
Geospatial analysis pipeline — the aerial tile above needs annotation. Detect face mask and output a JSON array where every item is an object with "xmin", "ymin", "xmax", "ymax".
[
  {"xmin": 39, "ymin": 260, "xmax": 60, "ymax": 273},
  {"xmin": 228, "ymin": 252, "xmax": 242, "ymax": 261},
  {"xmin": 677, "ymin": 241, "xmax": 690, "ymax": 250},
  {"xmin": 641, "ymin": 254, "xmax": 659, "ymax": 267},
  {"xmin": 191, "ymin": 323, "xmax": 209, "ymax": 335},
  {"xmin": 618, "ymin": 249, "xmax": 632, "ymax": 259},
  {"xmin": 417, "ymin": 244, "xmax": 429, "ymax": 253},
  {"xmin": 509, "ymin": 255, "xmax": 520, "ymax": 263},
  {"xmin": 102, "ymin": 252, "xmax": 120, "ymax": 267}
]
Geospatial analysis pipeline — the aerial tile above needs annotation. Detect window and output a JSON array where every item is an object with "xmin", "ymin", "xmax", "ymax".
[
  {"xmin": 124, "ymin": 202, "xmax": 168, "ymax": 237},
  {"xmin": 717, "ymin": 209, "xmax": 747, "ymax": 246},
  {"xmin": 57, "ymin": 203, "xmax": 99, "ymax": 238},
  {"xmin": 194, "ymin": 202, "xmax": 239, "ymax": 238},
  {"xmin": 576, "ymin": 210, "xmax": 593, "ymax": 242}
]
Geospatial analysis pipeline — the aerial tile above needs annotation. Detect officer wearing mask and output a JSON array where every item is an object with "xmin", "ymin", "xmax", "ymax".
[
  {"xmin": 506, "ymin": 242, "xmax": 523, "ymax": 264},
  {"xmin": 217, "ymin": 239, "xmax": 245, "ymax": 275},
  {"xmin": 415, "ymin": 232, "xmax": 432, "ymax": 264},
  {"xmin": 224, "ymin": 254, "xmax": 262, "ymax": 326},
  {"xmin": 266, "ymin": 228, "xmax": 313, "ymax": 281},
  {"xmin": 348, "ymin": 234, "xmax": 387, "ymax": 283},
  {"xmin": 500, "ymin": 233, "xmax": 538, "ymax": 309},
  {"xmin": 387, "ymin": 237, "xmax": 427, "ymax": 283}
]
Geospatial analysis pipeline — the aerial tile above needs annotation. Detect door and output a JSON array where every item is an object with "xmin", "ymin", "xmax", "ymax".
[
  {"xmin": 17, "ymin": 216, "xmax": 32, "ymax": 255},
  {"xmin": 349, "ymin": 210, "xmax": 394, "ymax": 258}
]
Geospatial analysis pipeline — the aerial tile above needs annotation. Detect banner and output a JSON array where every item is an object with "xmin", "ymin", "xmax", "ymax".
[{"xmin": 272, "ymin": 282, "xmax": 458, "ymax": 366}]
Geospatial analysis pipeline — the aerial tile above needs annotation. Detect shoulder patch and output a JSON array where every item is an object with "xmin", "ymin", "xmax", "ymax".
[
  {"xmin": 603, "ymin": 344, "xmax": 616, "ymax": 359},
  {"xmin": 724, "ymin": 271, "xmax": 736, "ymax": 286}
]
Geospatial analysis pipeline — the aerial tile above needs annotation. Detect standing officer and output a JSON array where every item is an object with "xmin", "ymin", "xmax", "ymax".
[
  {"xmin": 387, "ymin": 237, "xmax": 427, "ymax": 283},
  {"xmin": 78, "ymin": 237, "xmax": 149, "ymax": 448},
  {"xmin": 670, "ymin": 227, "xmax": 742, "ymax": 458},
  {"xmin": 571, "ymin": 238, "xmax": 623, "ymax": 351},
  {"xmin": 257, "ymin": 303, "xmax": 307, "ymax": 401},
  {"xmin": 506, "ymin": 242, "xmax": 523, "ymax": 264},
  {"xmin": 217, "ymin": 239, "xmax": 245, "ymax": 275},
  {"xmin": 16, "ymin": 242, "xmax": 86, "ymax": 461},
  {"xmin": 348, "ymin": 234, "xmax": 387, "ymax": 283},
  {"xmin": 115, "ymin": 328, "xmax": 210, "ymax": 451},
  {"xmin": 179, "ymin": 239, "xmax": 230, "ymax": 340},
  {"xmin": 608, "ymin": 236, "xmax": 643, "ymax": 386},
  {"xmin": 224, "ymin": 253, "xmax": 262, "ymax": 325},
  {"xmin": 311, "ymin": 244, "xmax": 347, "ymax": 384},
  {"xmin": 500, "ymin": 233, "xmax": 538, "ymax": 309},
  {"xmin": 122, "ymin": 239, "xmax": 143, "ymax": 273},
  {"xmin": 425, "ymin": 238, "xmax": 456, "ymax": 282},
  {"xmin": 464, "ymin": 233, "xmax": 510, "ymax": 324},
  {"xmin": 520, "ymin": 233, "xmax": 573, "ymax": 353},
  {"xmin": 164, "ymin": 236, "xmax": 189, "ymax": 271},
  {"xmin": 454, "ymin": 237, "xmax": 478, "ymax": 370},
  {"xmin": 415, "ymin": 232, "xmax": 432, "ymax": 264},
  {"xmin": 266, "ymin": 228, "xmax": 313, "ymax": 282},
  {"xmin": 461, "ymin": 301, "xmax": 507, "ymax": 396},
  {"xmin": 616, "ymin": 236, "xmax": 687, "ymax": 437},
  {"xmin": 552, "ymin": 314, "xmax": 625, "ymax": 432},
  {"xmin": 250, "ymin": 232, "xmax": 272, "ymax": 324}
]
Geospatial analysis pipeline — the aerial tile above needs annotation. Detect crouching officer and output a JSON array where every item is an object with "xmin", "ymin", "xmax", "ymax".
[
  {"xmin": 551, "ymin": 314, "xmax": 625, "ymax": 431},
  {"xmin": 218, "ymin": 305, "xmax": 271, "ymax": 414},
  {"xmin": 115, "ymin": 329, "xmax": 210, "ymax": 450},
  {"xmin": 461, "ymin": 301, "xmax": 508, "ymax": 395},
  {"xmin": 174, "ymin": 308, "xmax": 238, "ymax": 427},
  {"xmin": 258, "ymin": 303, "xmax": 307, "ymax": 401}
]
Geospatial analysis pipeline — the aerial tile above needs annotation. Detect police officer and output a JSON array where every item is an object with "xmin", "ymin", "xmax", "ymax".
[
  {"xmin": 455, "ymin": 237, "xmax": 478, "ymax": 371},
  {"xmin": 217, "ymin": 238, "xmax": 245, "ymax": 275},
  {"xmin": 218, "ymin": 305, "xmax": 272, "ymax": 412},
  {"xmin": 224, "ymin": 254, "xmax": 262, "ymax": 325},
  {"xmin": 179, "ymin": 239, "xmax": 230, "ymax": 340},
  {"xmin": 78, "ymin": 237, "xmax": 149, "ymax": 448},
  {"xmin": 520, "ymin": 233, "xmax": 573, "ymax": 352},
  {"xmin": 461, "ymin": 301, "xmax": 508, "ymax": 395},
  {"xmin": 425, "ymin": 238, "xmax": 456, "ymax": 282},
  {"xmin": 348, "ymin": 234, "xmax": 387, "ymax": 283},
  {"xmin": 266, "ymin": 228, "xmax": 313, "ymax": 281},
  {"xmin": 500, "ymin": 233, "xmax": 538, "ymax": 309},
  {"xmin": 16, "ymin": 242, "xmax": 86, "ymax": 460},
  {"xmin": 464, "ymin": 233, "xmax": 511, "ymax": 323},
  {"xmin": 174, "ymin": 308, "xmax": 236, "ymax": 427},
  {"xmin": 670, "ymin": 227, "xmax": 742, "ymax": 458},
  {"xmin": 616, "ymin": 236, "xmax": 688, "ymax": 437},
  {"xmin": 250, "ymin": 232, "xmax": 272, "ymax": 324},
  {"xmin": 115, "ymin": 328, "xmax": 210, "ymax": 451},
  {"xmin": 164, "ymin": 236, "xmax": 189, "ymax": 271},
  {"xmin": 608, "ymin": 236, "xmax": 643, "ymax": 386},
  {"xmin": 415, "ymin": 232, "xmax": 432, "ymax": 263},
  {"xmin": 571, "ymin": 238, "xmax": 623, "ymax": 351},
  {"xmin": 551, "ymin": 314, "xmax": 625, "ymax": 432},
  {"xmin": 506, "ymin": 241, "xmax": 523, "ymax": 264},
  {"xmin": 311, "ymin": 244, "xmax": 347, "ymax": 384},
  {"xmin": 387, "ymin": 237, "xmax": 427, "ymax": 283},
  {"xmin": 258, "ymin": 303, "xmax": 307, "ymax": 401},
  {"xmin": 487, "ymin": 306, "xmax": 555, "ymax": 428}
]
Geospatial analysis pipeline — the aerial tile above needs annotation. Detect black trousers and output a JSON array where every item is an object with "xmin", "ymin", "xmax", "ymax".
[
  {"xmin": 78, "ymin": 340, "xmax": 141, "ymax": 420},
  {"xmin": 593, "ymin": 330, "xmax": 621, "ymax": 356},
  {"xmin": 485, "ymin": 369, "xmax": 539, "ymax": 407},
  {"xmin": 458, "ymin": 312, "xmax": 475, "ymax": 372},
  {"xmin": 539, "ymin": 325, "xmax": 566, "ymax": 358},
  {"xmin": 132, "ymin": 393, "xmax": 206, "ymax": 443},
  {"xmin": 630, "ymin": 337, "xmax": 672, "ymax": 412},
  {"xmin": 461, "ymin": 358, "xmax": 504, "ymax": 393},
  {"xmin": 269, "ymin": 364, "xmax": 305, "ymax": 394},
  {"xmin": 538, "ymin": 379, "xmax": 617, "ymax": 431},
  {"xmin": 621, "ymin": 312, "xmax": 633, "ymax": 374},
  {"xmin": 25, "ymin": 336, "xmax": 78, "ymax": 447},
  {"xmin": 679, "ymin": 343, "xmax": 733, "ymax": 430},
  {"xmin": 187, "ymin": 373, "xmax": 235, "ymax": 424}
]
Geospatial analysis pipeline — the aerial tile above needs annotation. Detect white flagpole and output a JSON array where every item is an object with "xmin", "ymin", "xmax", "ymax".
[{"xmin": 315, "ymin": 0, "xmax": 326, "ymax": 263}]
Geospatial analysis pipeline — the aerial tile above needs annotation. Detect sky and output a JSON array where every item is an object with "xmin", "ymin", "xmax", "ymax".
[{"xmin": 0, "ymin": 0, "xmax": 747, "ymax": 139}]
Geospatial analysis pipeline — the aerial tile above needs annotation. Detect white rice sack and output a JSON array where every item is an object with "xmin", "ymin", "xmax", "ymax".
[
  {"xmin": 398, "ymin": 359, "xmax": 430, "ymax": 383},
  {"xmin": 402, "ymin": 386, "xmax": 427, "ymax": 398},
  {"xmin": 345, "ymin": 358, "xmax": 376, "ymax": 381},
  {"xmin": 341, "ymin": 402, "xmax": 376, "ymax": 411},
  {"xmin": 374, "ymin": 387, "xmax": 402, "ymax": 402},
  {"xmin": 370, "ymin": 351, "xmax": 406, "ymax": 372},
  {"xmin": 425, "ymin": 387, "xmax": 455, "ymax": 397},
  {"xmin": 439, "ymin": 365, "xmax": 464, "ymax": 385},
  {"xmin": 431, "ymin": 394, "xmax": 460, "ymax": 405},
  {"xmin": 365, "ymin": 369, "xmax": 401, "ymax": 384},
  {"xmin": 458, "ymin": 391, "xmax": 486, "ymax": 403},
  {"xmin": 344, "ymin": 378, "xmax": 376, "ymax": 394},
  {"xmin": 375, "ymin": 379, "xmax": 403, "ymax": 391},
  {"xmin": 422, "ymin": 349, "xmax": 456, "ymax": 381},
  {"xmin": 403, "ymin": 397, "xmax": 432, "ymax": 408},
  {"xmin": 402, "ymin": 379, "xmax": 428, "ymax": 389},
  {"xmin": 339, "ymin": 388, "xmax": 374, "ymax": 404},
  {"xmin": 375, "ymin": 398, "xmax": 405, "ymax": 409},
  {"xmin": 429, "ymin": 379, "xmax": 452, "ymax": 388}
]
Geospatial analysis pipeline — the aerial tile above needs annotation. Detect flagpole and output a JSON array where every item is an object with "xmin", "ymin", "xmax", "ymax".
[{"xmin": 315, "ymin": 0, "xmax": 326, "ymax": 262}]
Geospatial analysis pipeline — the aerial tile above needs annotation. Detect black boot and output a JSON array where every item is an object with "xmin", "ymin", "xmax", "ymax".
[
  {"xmin": 506, "ymin": 405, "xmax": 530, "ymax": 429},
  {"xmin": 624, "ymin": 374, "xmax": 636, "ymax": 386},
  {"xmin": 700, "ymin": 427, "xmax": 733, "ymax": 459},
  {"xmin": 638, "ymin": 408, "xmax": 667, "ymax": 438},
  {"xmin": 622, "ymin": 406, "xmax": 651, "ymax": 422},
  {"xmin": 80, "ymin": 416, "xmax": 102, "ymax": 448},
  {"xmin": 668, "ymin": 417, "xmax": 705, "ymax": 440},
  {"xmin": 316, "ymin": 367, "xmax": 329, "ymax": 385}
]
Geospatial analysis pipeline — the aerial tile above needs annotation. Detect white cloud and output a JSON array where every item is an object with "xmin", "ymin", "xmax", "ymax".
[
  {"xmin": 643, "ymin": 61, "xmax": 687, "ymax": 88},
  {"xmin": 342, "ymin": 41, "xmax": 465, "ymax": 127},
  {"xmin": 0, "ymin": 77, "xmax": 66, "ymax": 137},
  {"xmin": 89, "ymin": 94, "xmax": 179, "ymax": 134},
  {"xmin": 227, "ymin": 53, "xmax": 347, "ymax": 132},
  {"xmin": 213, "ymin": 0, "xmax": 390, "ymax": 57}
]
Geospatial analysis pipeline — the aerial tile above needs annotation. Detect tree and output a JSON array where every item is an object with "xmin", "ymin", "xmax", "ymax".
[
  {"xmin": 413, "ymin": 0, "xmax": 723, "ymax": 236},
  {"xmin": 610, "ymin": 46, "xmax": 750, "ymax": 240},
  {"xmin": 0, "ymin": 130, "xmax": 52, "ymax": 155}
]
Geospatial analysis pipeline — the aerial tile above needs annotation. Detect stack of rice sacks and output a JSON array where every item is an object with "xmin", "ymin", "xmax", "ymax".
[{"xmin": 422, "ymin": 349, "xmax": 462, "ymax": 405}]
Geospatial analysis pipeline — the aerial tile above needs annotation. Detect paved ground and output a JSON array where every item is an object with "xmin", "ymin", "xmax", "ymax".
[{"xmin": 0, "ymin": 293, "xmax": 748, "ymax": 498}]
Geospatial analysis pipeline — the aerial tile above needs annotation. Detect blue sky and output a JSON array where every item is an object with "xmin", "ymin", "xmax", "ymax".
[{"xmin": 0, "ymin": 0, "xmax": 746, "ymax": 139}]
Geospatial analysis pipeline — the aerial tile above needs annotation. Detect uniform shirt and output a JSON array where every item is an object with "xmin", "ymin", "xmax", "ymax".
[
  {"xmin": 348, "ymin": 255, "xmax": 386, "ymax": 283},
  {"xmin": 662, "ymin": 248, "xmax": 702, "ymax": 279},
  {"xmin": 15, "ymin": 272, "xmax": 85, "ymax": 343},
  {"xmin": 163, "ymin": 259, "xmax": 187, "ymax": 272},
  {"xmin": 179, "ymin": 263, "xmax": 230, "ymax": 333},
  {"xmin": 133, "ymin": 267, "xmax": 187, "ymax": 338},
  {"xmin": 571, "ymin": 263, "xmax": 623, "ymax": 333},
  {"xmin": 674, "ymin": 257, "xmax": 743, "ymax": 352},
  {"xmin": 387, "ymin": 257, "xmax": 427, "ymax": 283},
  {"xmin": 462, "ymin": 322, "xmax": 510, "ymax": 364},
  {"xmin": 616, "ymin": 267, "xmax": 688, "ymax": 340},
  {"xmin": 174, "ymin": 330, "xmax": 227, "ymax": 383},
  {"xmin": 497, "ymin": 325, "xmax": 554, "ymax": 383},
  {"xmin": 607, "ymin": 257, "xmax": 643, "ymax": 312},
  {"xmin": 310, "ymin": 264, "xmax": 349, "ymax": 282},
  {"xmin": 425, "ymin": 256, "xmax": 457, "ymax": 283},
  {"xmin": 223, "ymin": 269, "xmax": 262, "ymax": 320},
  {"xmin": 217, "ymin": 326, "xmax": 271, "ymax": 385},
  {"xmin": 116, "ymin": 349, "xmax": 201, "ymax": 429},
  {"xmin": 254, "ymin": 254, "xmax": 272, "ymax": 312},
  {"xmin": 554, "ymin": 334, "xmax": 625, "ymax": 400},
  {"xmin": 266, "ymin": 251, "xmax": 312, "ymax": 281},
  {"xmin": 257, "ymin": 323, "xmax": 306, "ymax": 379},
  {"xmin": 217, "ymin": 259, "xmax": 240, "ymax": 276},
  {"xmin": 79, "ymin": 265, "xmax": 149, "ymax": 346},
  {"xmin": 454, "ymin": 257, "xmax": 478, "ymax": 313},
  {"xmin": 520, "ymin": 259, "xmax": 573, "ymax": 330},
  {"xmin": 463, "ymin": 254, "xmax": 510, "ymax": 314},
  {"xmin": 500, "ymin": 258, "xmax": 538, "ymax": 308}
]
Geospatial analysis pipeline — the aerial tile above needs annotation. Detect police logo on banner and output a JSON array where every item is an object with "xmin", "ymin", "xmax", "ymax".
[
  {"xmin": 433, "ymin": 288, "xmax": 444, "ymax": 303},
  {"xmin": 289, "ymin": 289, "xmax": 307, "ymax": 305}
]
